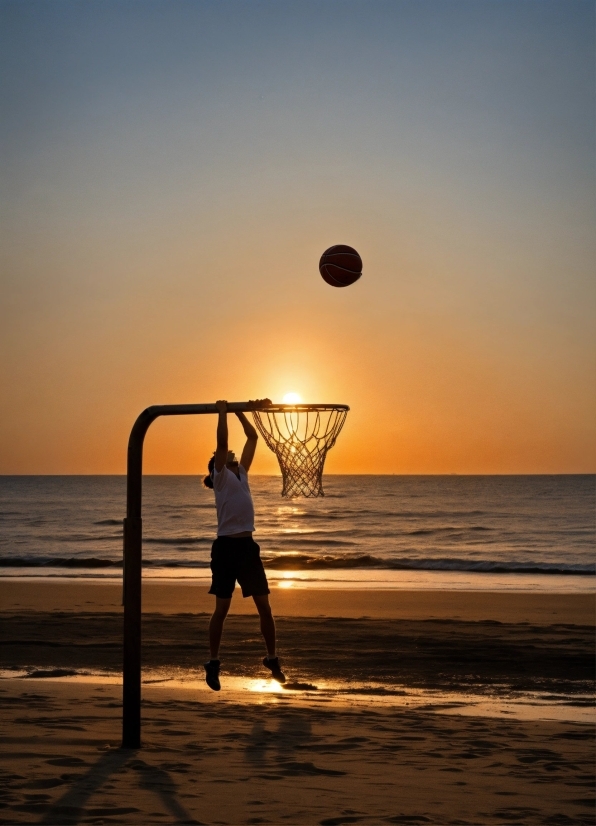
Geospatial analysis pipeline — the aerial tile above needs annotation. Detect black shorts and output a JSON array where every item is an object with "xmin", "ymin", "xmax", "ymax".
[{"xmin": 208, "ymin": 536, "xmax": 270, "ymax": 599}]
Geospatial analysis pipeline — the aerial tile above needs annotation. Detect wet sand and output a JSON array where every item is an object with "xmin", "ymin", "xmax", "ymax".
[
  {"xmin": 2, "ymin": 678, "xmax": 594, "ymax": 826},
  {"xmin": 1, "ymin": 578, "xmax": 594, "ymax": 623},
  {"xmin": 0, "ymin": 580, "xmax": 594, "ymax": 824}
]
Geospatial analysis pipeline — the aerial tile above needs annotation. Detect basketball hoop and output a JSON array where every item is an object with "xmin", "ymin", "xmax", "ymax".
[
  {"xmin": 121, "ymin": 399, "xmax": 349, "ymax": 748},
  {"xmin": 252, "ymin": 404, "xmax": 349, "ymax": 497}
]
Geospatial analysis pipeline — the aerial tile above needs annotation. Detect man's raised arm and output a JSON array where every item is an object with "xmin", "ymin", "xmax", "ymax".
[
  {"xmin": 214, "ymin": 400, "xmax": 229, "ymax": 472},
  {"xmin": 237, "ymin": 398, "xmax": 269, "ymax": 472}
]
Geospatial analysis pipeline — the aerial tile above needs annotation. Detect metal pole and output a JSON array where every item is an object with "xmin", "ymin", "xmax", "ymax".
[{"xmin": 121, "ymin": 402, "xmax": 265, "ymax": 749}]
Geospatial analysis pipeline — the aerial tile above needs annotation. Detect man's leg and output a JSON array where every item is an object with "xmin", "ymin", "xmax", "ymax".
[
  {"xmin": 209, "ymin": 597, "xmax": 231, "ymax": 660},
  {"xmin": 205, "ymin": 597, "xmax": 231, "ymax": 691},
  {"xmin": 253, "ymin": 594, "xmax": 276, "ymax": 657},
  {"xmin": 253, "ymin": 594, "xmax": 286, "ymax": 683}
]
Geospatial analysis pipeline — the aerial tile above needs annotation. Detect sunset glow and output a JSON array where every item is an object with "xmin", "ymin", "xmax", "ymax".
[{"xmin": 1, "ymin": 2, "xmax": 593, "ymax": 475}]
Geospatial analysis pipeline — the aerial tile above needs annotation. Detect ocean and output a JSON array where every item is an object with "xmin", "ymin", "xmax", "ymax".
[{"xmin": 0, "ymin": 475, "xmax": 593, "ymax": 592}]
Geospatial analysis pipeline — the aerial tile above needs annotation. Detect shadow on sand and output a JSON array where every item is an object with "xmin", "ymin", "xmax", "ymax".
[{"xmin": 39, "ymin": 748, "xmax": 202, "ymax": 825}]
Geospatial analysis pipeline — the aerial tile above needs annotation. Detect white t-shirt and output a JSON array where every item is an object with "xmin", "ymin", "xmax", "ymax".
[{"xmin": 212, "ymin": 465, "xmax": 255, "ymax": 536}]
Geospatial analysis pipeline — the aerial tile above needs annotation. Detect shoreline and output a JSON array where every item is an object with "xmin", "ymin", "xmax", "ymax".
[{"xmin": 1, "ymin": 567, "xmax": 594, "ymax": 595}]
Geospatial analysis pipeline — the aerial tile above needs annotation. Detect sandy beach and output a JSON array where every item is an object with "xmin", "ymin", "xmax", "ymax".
[{"xmin": 1, "ymin": 580, "xmax": 594, "ymax": 825}]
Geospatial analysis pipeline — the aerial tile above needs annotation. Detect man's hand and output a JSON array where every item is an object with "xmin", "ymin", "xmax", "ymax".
[
  {"xmin": 215, "ymin": 400, "xmax": 228, "ymax": 413},
  {"xmin": 246, "ymin": 398, "xmax": 272, "ymax": 410}
]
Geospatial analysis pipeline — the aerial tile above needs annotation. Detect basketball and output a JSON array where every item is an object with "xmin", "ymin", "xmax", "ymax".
[{"xmin": 319, "ymin": 245, "xmax": 362, "ymax": 287}]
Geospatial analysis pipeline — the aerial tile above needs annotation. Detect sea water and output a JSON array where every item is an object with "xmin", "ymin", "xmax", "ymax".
[{"xmin": 0, "ymin": 475, "xmax": 593, "ymax": 591}]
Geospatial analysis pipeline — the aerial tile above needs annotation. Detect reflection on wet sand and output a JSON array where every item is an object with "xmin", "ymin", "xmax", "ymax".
[{"xmin": 3, "ymin": 669, "xmax": 592, "ymax": 725}]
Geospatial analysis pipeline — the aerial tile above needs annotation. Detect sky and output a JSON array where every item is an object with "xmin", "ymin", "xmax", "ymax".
[{"xmin": 1, "ymin": 0, "xmax": 594, "ymax": 475}]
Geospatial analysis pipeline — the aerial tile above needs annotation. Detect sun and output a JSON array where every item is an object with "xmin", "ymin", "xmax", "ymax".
[{"xmin": 282, "ymin": 392, "xmax": 302, "ymax": 404}]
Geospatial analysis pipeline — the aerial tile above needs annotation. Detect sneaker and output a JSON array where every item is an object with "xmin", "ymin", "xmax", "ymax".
[
  {"xmin": 263, "ymin": 656, "xmax": 286, "ymax": 684},
  {"xmin": 204, "ymin": 660, "xmax": 221, "ymax": 691}
]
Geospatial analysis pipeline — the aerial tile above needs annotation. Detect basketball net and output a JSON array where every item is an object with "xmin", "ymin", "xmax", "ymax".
[{"xmin": 252, "ymin": 405, "xmax": 348, "ymax": 497}]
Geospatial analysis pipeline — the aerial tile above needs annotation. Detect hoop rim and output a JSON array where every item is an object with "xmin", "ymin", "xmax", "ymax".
[{"xmin": 253, "ymin": 404, "xmax": 350, "ymax": 413}]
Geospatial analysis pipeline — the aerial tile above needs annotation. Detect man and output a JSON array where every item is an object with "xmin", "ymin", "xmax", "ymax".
[{"xmin": 202, "ymin": 399, "xmax": 285, "ymax": 691}]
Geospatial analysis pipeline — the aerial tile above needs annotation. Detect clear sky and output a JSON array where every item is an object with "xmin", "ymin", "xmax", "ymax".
[{"xmin": 1, "ymin": 0, "xmax": 594, "ymax": 475}]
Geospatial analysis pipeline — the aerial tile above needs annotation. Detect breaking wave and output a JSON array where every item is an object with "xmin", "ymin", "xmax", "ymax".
[{"xmin": 0, "ymin": 554, "xmax": 593, "ymax": 576}]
